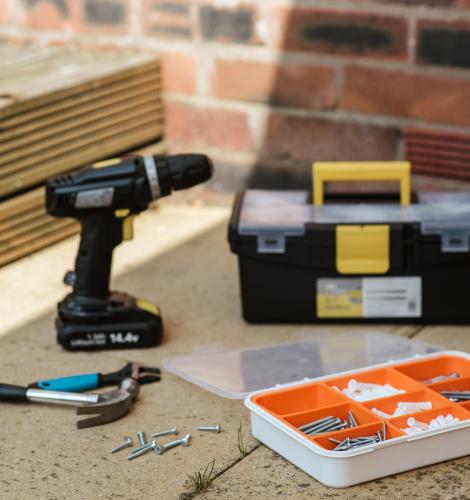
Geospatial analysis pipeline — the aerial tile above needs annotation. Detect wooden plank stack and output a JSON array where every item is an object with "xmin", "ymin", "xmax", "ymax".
[{"xmin": 0, "ymin": 44, "xmax": 164, "ymax": 267}]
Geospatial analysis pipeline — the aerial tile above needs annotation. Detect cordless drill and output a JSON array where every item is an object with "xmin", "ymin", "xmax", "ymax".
[{"xmin": 46, "ymin": 154, "xmax": 213, "ymax": 351}]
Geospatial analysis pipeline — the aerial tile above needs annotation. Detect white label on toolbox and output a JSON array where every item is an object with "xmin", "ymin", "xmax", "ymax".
[
  {"xmin": 316, "ymin": 277, "xmax": 422, "ymax": 318},
  {"xmin": 363, "ymin": 277, "xmax": 421, "ymax": 318}
]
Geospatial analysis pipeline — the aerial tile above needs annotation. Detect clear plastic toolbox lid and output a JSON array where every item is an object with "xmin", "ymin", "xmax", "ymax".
[
  {"xmin": 163, "ymin": 332, "xmax": 443, "ymax": 399},
  {"xmin": 238, "ymin": 190, "xmax": 470, "ymax": 253}
]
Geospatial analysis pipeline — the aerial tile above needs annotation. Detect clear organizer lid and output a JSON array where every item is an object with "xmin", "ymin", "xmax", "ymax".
[
  {"xmin": 163, "ymin": 332, "xmax": 442, "ymax": 399},
  {"xmin": 238, "ymin": 190, "xmax": 470, "ymax": 253}
]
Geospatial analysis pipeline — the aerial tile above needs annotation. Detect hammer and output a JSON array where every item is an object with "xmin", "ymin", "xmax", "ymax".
[{"xmin": 0, "ymin": 377, "xmax": 139, "ymax": 429}]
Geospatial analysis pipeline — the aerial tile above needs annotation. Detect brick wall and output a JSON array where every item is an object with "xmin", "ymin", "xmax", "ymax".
[{"xmin": 1, "ymin": 0, "xmax": 470, "ymax": 187}]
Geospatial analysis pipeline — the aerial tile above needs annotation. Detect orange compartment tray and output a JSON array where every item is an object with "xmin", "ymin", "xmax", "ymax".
[
  {"xmin": 253, "ymin": 382, "xmax": 345, "ymax": 416},
  {"xmin": 324, "ymin": 366, "xmax": 423, "ymax": 395},
  {"xmin": 362, "ymin": 389, "xmax": 450, "ymax": 416},
  {"xmin": 427, "ymin": 375, "xmax": 470, "ymax": 404},
  {"xmin": 313, "ymin": 421, "xmax": 404, "ymax": 451},
  {"xmin": 246, "ymin": 351, "xmax": 470, "ymax": 487},
  {"xmin": 395, "ymin": 355, "xmax": 470, "ymax": 382},
  {"xmin": 251, "ymin": 352, "xmax": 470, "ymax": 451},
  {"xmin": 390, "ymin": 405, "xmax": 470, "ymax": 432},
  {"xmin": 282, "ymin": 401, "xmax": 380, "ymax": 437}
]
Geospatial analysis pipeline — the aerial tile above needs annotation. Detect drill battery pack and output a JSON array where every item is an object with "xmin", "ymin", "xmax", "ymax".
[
  {"xmin": 57, "ymin": 292, "xmax": 163, "ymax": 350},
  {"xmin": 229, "ymin": 161, "xmax": 470, "ymax": 324}
]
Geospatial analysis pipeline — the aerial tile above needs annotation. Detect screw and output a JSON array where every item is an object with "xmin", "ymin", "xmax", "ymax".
[
  {"xmin": 129, "ymin": 441, "xmax": 154, "ymax": 455},
  {"xmin": 349, "ymin": 438, "xmax": 376, "ymax": 449},
  {"xmin": 197, "ymin": 424, "xmax": 221, "ymax": 433},
  {"xmin": 328, "ymin": 438, "xmax": 342, "ymax": 444},
  {"xmin": 110, "ymin": 436, "xmax": 133, "ymax": 454},
  {"xmin": 155, "ymin": 434, "xmax": 191, "ymax": 455},
  {"xmin": 305, "ymin": 419, "xmax": 347, "ymax": 435},
  {"xmin": 348, "ymin": 411, "xmax": 357, "ymax": 428},
  {"xmin": 137, "ymin": 431, "xmax": 147, "ymax": 446},
  {"xmin": 333, "ymin": 437, "xmax": 350, "ymax": 451},
  {"xmin": 441, "ymin": 391, "xmax": 470, "ymax": 401},
  {"xmin": 151, "ymin": 427, "xmax": 178, "ymax": 438},
  {"xmin": 306, "ymin": 418, "xmax": 340, "ymax": 433},
  {"xmin": 304, "ymin": 418, "xmax": 347, "ymax": 435},
  {"xmin": 127, "ymin": 440, "xmax": 161, "ymax": 460},
  {"xmin": 299, "ymin": 416, "xmax": 335, "ymax": 432}
]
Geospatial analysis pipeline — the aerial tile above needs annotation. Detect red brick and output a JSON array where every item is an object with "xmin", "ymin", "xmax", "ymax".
[
  {"xmin": 83, "ymin": 0, "xmax": 125, "ymax": 24},
  {"xmin": 0, "ymin": 4, "xmax": 9, "ymax": 23},
  {"xmin": 414, "ymin": 0, "xmax": 470, "ymax": 6},
  {"xmin": 143, "ymin": 0, "xmax": 193, "ymax": 39},
  {"xmin": 417, "ymin": 19, "xmax": 470, "ymax": 69},
  {"xmin": 211, "ymin": 59, "xmax": 336, "ymax": 110},
  {"xmin": 349, "ymin": 0, "xmax": 463, "ymax": 6},
  {"xmin": 159, "ymin": 52, "xmax": 196, "ymax": 95},
  {"xmin": 406, "ymin": 127, "xmax": 470, "ymax": 179},
  {"xmin": 342, "ymin": 65, "xmax": 470, "ymax": 127},
  {"xmin": 261, "ymin": 112, "xmax": 399, "ymax": 163},
  {"xmin": 166, "ymin": 101, "xmax": 256, "ymax": 151},
  {"xmin": 76, "ymin": 0, "xmax": 129, "ymax": 34},
  {"xmin": 18, "ymin": 0, "xmax": 80, "ymax": 30},
  {"xmin": 199, "ymin": 3, "xmax": 261, "ymax": 44},
  {"xmin": 272, "ymin": 7, "xmax": 409, "ymax": 61}
]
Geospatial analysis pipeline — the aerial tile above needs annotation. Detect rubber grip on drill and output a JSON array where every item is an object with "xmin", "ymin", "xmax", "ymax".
[
  {"xmin": 0, "ymin": 383, "xmax": 28, "ymax": 402},
  {"xmin": 73, "ymin": 216, "xmax": 123, "ymax": 298}
]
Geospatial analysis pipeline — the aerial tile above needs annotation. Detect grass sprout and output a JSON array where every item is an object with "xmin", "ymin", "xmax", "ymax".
[
  {"xmin": 187, "ymin": 458, "xmax": 216, "ymax": 494},
  {"xmin": 237, "ymin": 421, "xmax": 249, "ymax": 457}
]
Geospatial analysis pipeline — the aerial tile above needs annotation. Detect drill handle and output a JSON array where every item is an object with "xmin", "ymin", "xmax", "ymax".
[{"xmin": 73, "ymin": 215, "xmax": 124, "ymax": 298}]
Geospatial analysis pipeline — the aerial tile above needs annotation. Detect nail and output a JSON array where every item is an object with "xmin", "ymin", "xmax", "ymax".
[
  {"xmin": 307, "ymin": 421, "xmax": 347, "ymax": 436},
  {"xmin": 299, "ymin": 416, "xmax": 336, "ymax": 432},
  {"xmin": 306, "ymin": 417, "xmax": 341, "ymax": 432},
  {"xmin": 349, "ymin": 411, "xmax": 358, "ymax": 427}
]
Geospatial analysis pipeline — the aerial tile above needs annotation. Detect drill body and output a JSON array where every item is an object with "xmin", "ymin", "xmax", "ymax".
[{"xmin": 46, "ymin": 154, "xmax": 212, "ymax": 350}]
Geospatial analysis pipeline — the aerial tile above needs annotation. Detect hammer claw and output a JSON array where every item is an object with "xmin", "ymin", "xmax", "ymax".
[{"xmin": 75, "ymin": 378, "xmax": 139, "ymax": 429}]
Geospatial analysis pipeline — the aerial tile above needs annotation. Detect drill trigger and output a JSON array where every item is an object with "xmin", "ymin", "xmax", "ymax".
[
  {"xmin": 122, "ymin": 215, "xmax": 135, "ymax": 241},
  {"xmin": 114, "ymin": 209, "xmax": 134, "ymax": 240}
]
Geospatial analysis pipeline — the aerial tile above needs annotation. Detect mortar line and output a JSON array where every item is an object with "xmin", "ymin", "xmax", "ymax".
[{"xmin": 407, "ymin": 325, "xmax": 427, "ymax": 338}]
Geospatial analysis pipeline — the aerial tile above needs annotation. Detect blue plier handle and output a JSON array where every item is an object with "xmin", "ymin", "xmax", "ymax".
[{"xmin": 29, "ymin": 362, "xmax": 161, "ymax": 392}]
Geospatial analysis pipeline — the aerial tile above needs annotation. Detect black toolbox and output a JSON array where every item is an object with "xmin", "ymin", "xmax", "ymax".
[{"xmin": 228, "ymin": 161, "xmax": 470, "ymax": 323}]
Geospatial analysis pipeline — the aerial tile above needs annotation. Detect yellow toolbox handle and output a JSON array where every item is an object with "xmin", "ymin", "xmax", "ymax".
[{"xmin": 312, "ymin": 161, "xmax": 411, "ymax": 206}]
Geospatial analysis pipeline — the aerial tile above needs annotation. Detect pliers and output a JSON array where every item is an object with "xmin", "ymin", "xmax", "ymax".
[{"xmin": 29, "ymin": 362, "xmax": 161, "ymax": 393}]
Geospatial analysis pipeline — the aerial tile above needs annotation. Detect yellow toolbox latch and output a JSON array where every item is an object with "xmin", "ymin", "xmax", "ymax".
[{"xmin": 336, "ymin": 225, "xmax": 390, "ymax": 274}]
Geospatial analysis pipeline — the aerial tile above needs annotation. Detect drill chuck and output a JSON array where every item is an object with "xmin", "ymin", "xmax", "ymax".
[
  {"xmin": 164, "ymin": 154, "xmax": 213, "ymax": 191},
  {"xmin": 150, "ymin": 154, "xmax": 213, "ymax": 198}
]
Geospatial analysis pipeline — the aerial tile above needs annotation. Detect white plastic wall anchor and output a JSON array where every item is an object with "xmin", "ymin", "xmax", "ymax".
[
  {"xmin": 371, "ymin": 408, "xmax": 392, "ymax": 419},
  {"xmin": 397, "ymin": 401, "xmax": 432, "ymax": 413}
]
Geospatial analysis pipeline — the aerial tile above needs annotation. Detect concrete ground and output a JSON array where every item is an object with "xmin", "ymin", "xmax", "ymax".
[{"xmin": 0, "ymin": 191, "xmax": 469, "ymax": 499}]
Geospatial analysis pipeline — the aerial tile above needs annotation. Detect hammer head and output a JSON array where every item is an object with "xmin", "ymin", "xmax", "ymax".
[{"xmin": 76, "ymin": 378, "xmax": 139, "ymax": 429}]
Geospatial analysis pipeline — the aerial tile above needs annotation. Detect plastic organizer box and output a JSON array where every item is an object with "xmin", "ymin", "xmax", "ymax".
[{"xmin": 245, "ymin": 351, "xmax": 470, "ymax": 487}]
